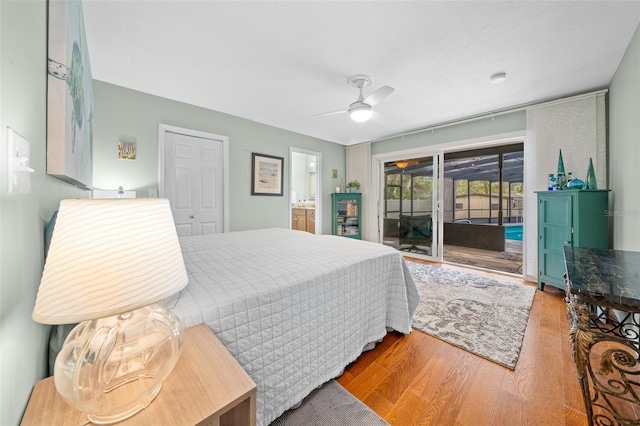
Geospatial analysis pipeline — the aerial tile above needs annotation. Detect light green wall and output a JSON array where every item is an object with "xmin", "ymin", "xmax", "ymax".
[
  {"xmin": 0, "ymin": 1, "xmax": 90, "ymax": 425},
  {"xmin": 92, "ymin": 81, "xmax": 344, "ymax": 233},
  {"xmin": 609, "ymin": 23, "xmax": 640, "ymax": 251},
  {"xmin": 371, "ymin": 110, "xmax": 526, "ymax": 154},
  {"xmin": 0, "ymin": 2, "xmax": 635, "ymax": 423}
]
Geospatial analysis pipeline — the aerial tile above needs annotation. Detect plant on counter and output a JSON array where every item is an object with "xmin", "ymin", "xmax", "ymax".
[{"xmin": 346, "ymin": 180, "xmax": 361, "ymax": 192}]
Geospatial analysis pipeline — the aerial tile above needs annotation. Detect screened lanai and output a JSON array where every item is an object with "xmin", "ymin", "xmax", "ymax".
[{"xmin": 383, "ymin": 143, "xmax": 524, "ymax": 274}]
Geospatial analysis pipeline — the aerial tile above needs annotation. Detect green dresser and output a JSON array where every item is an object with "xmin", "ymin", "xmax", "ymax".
[
  {"xmin": 536, "ymin": 190, "xmax": 609, "ymax": 290},
  {"xmin": 332, "ymin": 193, "xmax": 361, "ymax": 239}
]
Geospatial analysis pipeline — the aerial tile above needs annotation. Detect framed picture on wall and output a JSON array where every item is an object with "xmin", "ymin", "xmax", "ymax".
[
  {"xmin": 118, "ymin": 140, "xmax": 137, "ymax": 160},
  {"xmin": 251, "ymin": 153, "xmax": 284, "ymax": 196},
  {"xmin": 46, "ymin": 0, "xmax": 94, "ymax": 189}
]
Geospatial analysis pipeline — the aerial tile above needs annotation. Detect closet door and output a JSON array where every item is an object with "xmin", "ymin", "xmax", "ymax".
[{"xmin": 164, "ymin": 131, "xmax": 224, "ymax": 237}]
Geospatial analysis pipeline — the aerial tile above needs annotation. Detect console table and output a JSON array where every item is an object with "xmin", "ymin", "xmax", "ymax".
[{"xmin": 563, "ymin": 246, "xmax": 640, "ymax": 425}]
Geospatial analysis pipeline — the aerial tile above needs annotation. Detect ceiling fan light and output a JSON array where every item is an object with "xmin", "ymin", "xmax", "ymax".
[
  {"xmin": 350, "ymin": 105, "xmax": 373, "ymax": 122},
  {"xmin": 395, "ymin": 160, "xmax": 418, "ymax": 170}
]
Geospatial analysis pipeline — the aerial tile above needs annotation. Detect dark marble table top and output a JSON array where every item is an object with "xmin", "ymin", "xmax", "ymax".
[{"xmin": 563, "ymin": 246, "xmax": 640, "ymax": 309}]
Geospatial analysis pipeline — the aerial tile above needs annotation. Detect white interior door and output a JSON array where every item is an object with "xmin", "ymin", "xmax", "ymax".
[{"xmin": 164, "ymin": 131, "xmax": 223, "ymax": 237}]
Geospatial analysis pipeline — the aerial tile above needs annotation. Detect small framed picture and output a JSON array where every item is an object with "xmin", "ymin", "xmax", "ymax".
[
  {"xmin": 118, "ymin": 140, "xmax": 136, "ymax": 160},
  {"xmin": 251, "ymin": 153, "xmax": 284, "ymax": 196}
]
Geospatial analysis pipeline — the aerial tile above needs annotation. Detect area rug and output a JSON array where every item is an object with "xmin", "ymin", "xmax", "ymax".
[
  {"xmin": 497, "ymin": 251, "xmax": 523, "ymax": 261},
  {"xmin": 270, "ymin": 380, "xmax": 388, "ymax": 426},
  {"xmin": 407, "ymin": 261, "xmax": 536, "ymax": 369}
]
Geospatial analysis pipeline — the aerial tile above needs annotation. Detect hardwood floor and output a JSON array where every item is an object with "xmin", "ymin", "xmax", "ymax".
[{"xmin": 336, "ymin": 259, "xmax": 588, "ymax": 426}]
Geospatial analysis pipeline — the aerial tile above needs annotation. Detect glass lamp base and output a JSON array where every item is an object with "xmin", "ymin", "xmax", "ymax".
[
  {"xmin": 54, "ymin": 304, "xmax": 184, "ymax": 424},
  {"xmin": 87, "ymin": 383, "xmax": 162, "ymax": 425}
]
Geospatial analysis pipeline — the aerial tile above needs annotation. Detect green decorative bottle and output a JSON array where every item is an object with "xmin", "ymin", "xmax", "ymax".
[
  {"xmin": 557, "ymin": 149, "xmax": 565, "ymax": 174},
  {"xmin": 585, "ymin": 158, "xmax": 597, "ymax": 190}
]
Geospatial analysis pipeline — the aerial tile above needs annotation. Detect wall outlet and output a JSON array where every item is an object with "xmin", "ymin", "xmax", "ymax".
[{"xmin": 149, "ymin": 188, "xmax": 158, "ymax": 198}]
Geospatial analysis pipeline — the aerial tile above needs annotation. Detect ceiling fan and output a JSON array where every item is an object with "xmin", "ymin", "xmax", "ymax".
[{"xmin": 315, "ymin": 75, "xmax": 394, "ymax": 123}]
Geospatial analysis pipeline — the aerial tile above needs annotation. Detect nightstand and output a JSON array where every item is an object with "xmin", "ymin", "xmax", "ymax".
[{"xmin": 21, "ymin": 324, "xmax": 256, "ymax": 425}]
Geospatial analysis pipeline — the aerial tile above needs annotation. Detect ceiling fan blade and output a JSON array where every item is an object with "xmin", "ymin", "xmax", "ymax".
[
  {"xmin": 363, "ymin": 85, "xmax": 394, "ymax": 106},
  {"xmin": 370, "ymin": 111, "xmax": 387, "ymax": 125},
  {"xmin": 313, "ymin": 109, "xmax": 348, "ymax": 117}
]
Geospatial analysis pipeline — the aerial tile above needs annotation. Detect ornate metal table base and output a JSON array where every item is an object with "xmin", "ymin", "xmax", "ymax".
[{"xmin": 566, "ymin": 287, "xmax": 640, "ymax": 425}]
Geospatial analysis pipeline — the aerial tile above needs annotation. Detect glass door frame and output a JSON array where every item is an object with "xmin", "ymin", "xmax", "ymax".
[{"xmin": 374, "ymin": 150, "xmax": 443, "ymax": 263}]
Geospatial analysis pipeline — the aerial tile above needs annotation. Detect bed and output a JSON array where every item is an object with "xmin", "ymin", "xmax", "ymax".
[{"xmin": 166, "ymin": 228, "xmax": 419, "ymax": 426}]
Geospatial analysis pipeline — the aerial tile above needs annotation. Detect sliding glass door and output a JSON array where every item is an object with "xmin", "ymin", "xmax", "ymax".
[
  {"xmin": 441, "ymin": 144, "xmax": 524, "ymax": 274},
  {"xmin": 378, "ymin": 143, "xmax": 524, "ymax": 273},
  {"xmin": 381, "ymin": 155, "xmax": 439, "ymax": 260}
]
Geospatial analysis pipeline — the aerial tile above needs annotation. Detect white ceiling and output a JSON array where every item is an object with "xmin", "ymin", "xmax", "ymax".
[{"xmin": 82, "ymin": 1, "xmax": 640, "ymax": 146}]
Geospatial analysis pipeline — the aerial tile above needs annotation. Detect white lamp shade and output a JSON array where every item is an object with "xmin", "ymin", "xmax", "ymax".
[{"xmin": 33, "ymin": 198, "xmax": 188, "ymax": 324}]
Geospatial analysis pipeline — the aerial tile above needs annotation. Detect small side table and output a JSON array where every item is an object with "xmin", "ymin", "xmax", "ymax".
[
  {"xmin": 563, "ymin": 246, "xmax": 640, "ymax": 426},
  {"xmin": 21, "ymin": 324, "xmax": 256, "ymax": 426}
]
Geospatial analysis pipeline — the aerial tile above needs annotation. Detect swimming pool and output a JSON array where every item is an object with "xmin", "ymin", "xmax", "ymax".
[{"xmin": 505, "ymin": 225, "xmax": 523, "ymax": 241}]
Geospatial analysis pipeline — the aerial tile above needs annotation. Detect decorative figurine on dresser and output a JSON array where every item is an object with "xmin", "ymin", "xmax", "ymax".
[{"xmin": 536, "ymin": 151, "xmax": 610, "ymax": 291}]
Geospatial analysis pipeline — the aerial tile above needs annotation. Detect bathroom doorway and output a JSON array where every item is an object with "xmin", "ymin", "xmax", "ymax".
[{"xmin": 290, "ymin": 148, "xmax": 322, "ymax": 234}]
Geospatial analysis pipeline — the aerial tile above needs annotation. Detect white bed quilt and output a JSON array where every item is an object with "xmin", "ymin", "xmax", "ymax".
[{"xmin": 170, "ymin": 228, "xmax": 419, "ymax": 426}]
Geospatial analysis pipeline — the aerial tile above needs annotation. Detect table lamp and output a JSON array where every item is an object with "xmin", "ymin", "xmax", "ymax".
[{"xmin": 32, "ymin": 198, "xmax": 188, "ymax": 424}]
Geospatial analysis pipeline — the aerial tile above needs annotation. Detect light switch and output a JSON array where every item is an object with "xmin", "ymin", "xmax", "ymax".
[{"xmin": 6, "ymin": 127, "xmax": 35, "ymax": 193}]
